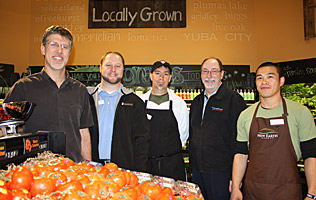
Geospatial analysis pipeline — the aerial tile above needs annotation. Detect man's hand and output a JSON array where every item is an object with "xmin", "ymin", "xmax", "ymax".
[{"xmin": 230, "ymin": 187, "xmax": 243, "ymax": 200}]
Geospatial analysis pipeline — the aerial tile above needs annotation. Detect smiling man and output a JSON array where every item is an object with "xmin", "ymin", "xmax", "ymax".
[
  {"xmin": 231, "ymin": 62, "xmax": 316, "ymax": 200},
  {"xmin": 189, "ymin": 57, "xmax": 246, "ymax": 200},
  {"xmin": 140, "ymin": 60, "xmax": 189, "ymax": 181},
  {"xmin": 88, "ymin": 52, "xmax": 150, "ymax": 172},
  {"xmin": 4, "ymin": 25, "xmax": 94, "ymax": 162}
]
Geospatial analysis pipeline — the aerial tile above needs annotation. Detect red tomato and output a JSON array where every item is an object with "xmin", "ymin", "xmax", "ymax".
[
  {"xmin": 155, "ymin": 192, "xmax": 175, "ymax": 200},
  {"xmin": 11, "ymin": 189, "xmax": 31, "ymax": 200},
  {"xmin": 128, "ymin": 172, "xmax": 139, "ymax": 187},
  {"xmin": 84, "ymin": 180, "xmax": 109, "ymax": 199},
  {"xmin": 140, "ymin": 181, "xmax": 162, "ymax": 200},
  {"xmin": 137, "ymin": 194, "xmax": 152, "ymax": 200},
  {"xmin": 76, "ymin": 174, "xmax": 90, "ymax": 190},
  {"xmin": 111, "ymin": 192, "xmax": 134, "ymax": 200},
  {"xmin": 120, "ymin": 186, "xmax": 138, "ymax": 200},
  {"xmin": 104, "ymin": 162, "xmax": 119, "ymax": 172},
  {"xmin": 8, "ymin": 166, "xmax": 34, "ymax": 191},
  {"xmin": 0, "ymin": 187, "xmax": 12, "ymax": 200},
  {"xmin": 106, "ymin": 170, "xmax": 126, "ymax": 188},
  {"xmin": 74, "ymin": 162, "xmax": 93, "ymax": 174},
  {"xmin": 124, "ymin": 171, "xmax": 131, "ymax": 185},
  {"xmin": 48, "ymin": 158, "xmax": 68, "ymax": 171},
  {"xmin": 33, "ymin": 194, "xmax": 59, "ymax": 200},
  {"xmin": 86, "ymin": 172, "xmax": 106, "ymax": 182},
  {"xmin": 35, "ymin": 166, "xmax": 54, "ymax": 177},
  {"xmin": 186, "ymin": 195, "xmax": 203, "ymax": 200},
  {"xmin": 56, "ymin": 180, "xmax": 84, "ymax": 192},
  {"xmin": 30, "ymin": 177, "xmax": 56, "ymax": 197},
  {"xmin": 28, "ymin": 167, "xmax": 39, "ymax": 177},
  {"xmin": 96, "ymin": 166, "xmax": 110, "ymax": 177},
  {"xmin": 58, "ymin": 157, "xmax": 74, "ymax": 168},
  {"xmin": 48, "ymin": 171, "xmax": 68, "ymax": 186},
  {"xmin": 161, "ymin": 187, "xmax": 174, "ymax": 195},
  {"xmin": 104, "ymin": 179, "xmax": 120, "ymax": 194},
  {"xmin": 61, "ymin": 190, "xmax": 87, "ymax": 200},
  {"xmin": 133, "ymin": 184, "xmax": 142, "ymax": 196},
  {"xmin": 0, "ymin": 179, "xmax": 7, "ymax": 189},
  {"xmin": 60, "ymin": 167, "xmax": 81, "ymax": 181}
]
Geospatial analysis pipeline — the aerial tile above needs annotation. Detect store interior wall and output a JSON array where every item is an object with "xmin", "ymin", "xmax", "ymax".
[{"xmin": 0, "ymin": 0, "xmax": 315, "ymax": 74}]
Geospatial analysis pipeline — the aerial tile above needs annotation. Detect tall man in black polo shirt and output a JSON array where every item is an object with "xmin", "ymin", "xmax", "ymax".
[
  {"xmin": 4, "ymin": 25, "xmax": 94, "ymax": 162},
  {"xmin": 189, "ymin": 57, "xmax": 246, "ymax": 200}
]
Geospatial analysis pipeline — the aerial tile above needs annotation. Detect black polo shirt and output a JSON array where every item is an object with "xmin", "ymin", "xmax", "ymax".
[{"xmin": 4, "ymin": 70, "xmax": 94, "ymax": 162}]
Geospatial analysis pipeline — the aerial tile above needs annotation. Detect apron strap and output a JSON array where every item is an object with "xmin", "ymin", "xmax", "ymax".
[
  {"xmin": 169, "ymin": 100, "xmax": 173, "ymax": 110},
  {"xmin": 281, "ymin": 98, "xmax": 288, "ymax": 117},
  {"xmin": 145, "ymin": 100, "xmax": 148, "ymax": 107}
]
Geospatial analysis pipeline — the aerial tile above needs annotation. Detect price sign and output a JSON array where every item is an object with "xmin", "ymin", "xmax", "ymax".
[
  {"xmin": 23, "ymin": 136, "xmax": 39, "ymax": 154},
  {"xmin": 0, "ymin": 142, "xmax": 5, "ymax": 160}
]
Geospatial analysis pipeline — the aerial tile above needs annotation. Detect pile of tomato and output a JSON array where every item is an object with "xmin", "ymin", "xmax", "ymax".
[
  {"xmin": 0, "ymin": 157, "xmax": 203, "ymax": 200},
  {"xmin": 0, "ymin": 106, "xmax": 11, "ymax": 121}
]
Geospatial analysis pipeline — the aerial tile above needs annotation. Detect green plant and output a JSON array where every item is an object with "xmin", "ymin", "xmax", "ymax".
[{"xmin": 281, "ymin": 83, "xmax": 316, "ymax": 117}]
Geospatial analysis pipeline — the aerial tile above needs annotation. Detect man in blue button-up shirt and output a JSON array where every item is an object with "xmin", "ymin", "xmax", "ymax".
[{"xmin": 88, "ymin": 52, "xmax": 150, "ymax": 172}]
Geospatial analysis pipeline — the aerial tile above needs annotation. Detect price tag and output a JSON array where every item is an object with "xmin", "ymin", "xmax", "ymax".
[
  {"xmin": 6, "ymin": 150, "xmax": 18, "ymax": 159},
  {"xmin": 0, "ymin": 142, "xmax": 6, "ymax": 160},
  {"xmin": 23, "ymin": 136, "xmax": 39, "ymax": 154}
]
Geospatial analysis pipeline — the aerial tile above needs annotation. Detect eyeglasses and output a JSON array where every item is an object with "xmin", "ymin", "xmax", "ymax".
[
  {"xmin": 47, "ymin": 41, "xmax": 70, "ymax": 50},
  {"xmin": 202, "ymin": 69, "xmax": 221, "ymax": 75}
]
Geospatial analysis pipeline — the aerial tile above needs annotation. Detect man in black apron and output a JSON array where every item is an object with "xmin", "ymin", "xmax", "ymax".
[
  {"xmin": 140, "ymin": 60, "xmax": 189, "ymax": 181},
  {"xmin": 231, "ymin": 62, "xmax": 316, "ymax": 200}
]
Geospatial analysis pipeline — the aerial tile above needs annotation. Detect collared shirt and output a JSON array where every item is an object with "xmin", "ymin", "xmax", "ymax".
[
  {"xmin": 97, "ymin": 85, "xmax": 121, "ymax": 159},
  {"xmin": 202, "ymin": 83, "xmax": 222, "ymax": 119},
  {"xmin": 4, "ymin": 69, "xmax": 94, "ymax": 162}
]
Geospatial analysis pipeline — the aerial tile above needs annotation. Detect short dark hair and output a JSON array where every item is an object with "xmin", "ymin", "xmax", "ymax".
[
  {"xmin": 201, "ymin": 57, "xmax": 223, "ymax": 71},
  {"xmin": 256, "ymin": 62, "xmax": 284, "ymax": 78},
  {"xmin": 100, "ymin": 52, "xmax": 125, "ymax": 66},
  {"xmin": 42, "ymin": 25, "xmax": 73, "ymax": 51}
]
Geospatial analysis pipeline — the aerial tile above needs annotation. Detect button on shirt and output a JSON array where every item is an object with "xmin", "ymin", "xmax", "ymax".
[{"xmin": 98, "ymin": 86, "xmax": 121, "ymax": 160}]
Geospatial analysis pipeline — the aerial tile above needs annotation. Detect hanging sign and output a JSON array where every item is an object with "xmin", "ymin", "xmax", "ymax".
[{"xmin": 88, "ymin": 0, "xmax": 186, "ymax": 28}]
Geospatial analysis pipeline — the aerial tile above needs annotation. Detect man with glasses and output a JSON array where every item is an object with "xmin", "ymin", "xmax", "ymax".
[
  {"xmin": 189, "ymin": 57, "xmax": 246, "ymax": 200},
  {"xmin": 140, "ymin": 60, "xmax": 189, "ymax": 181},
  {"xmin": 4, "ymin": 25, "xmax": 94, "ymax": 162}
]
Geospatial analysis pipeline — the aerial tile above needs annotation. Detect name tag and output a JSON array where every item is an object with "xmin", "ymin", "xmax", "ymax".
[
  {"xmin": 270, "ymin": 119, "xmax": 284, "ymax": 126},
  {"xmin": 98, "ymin": 100, "xmax": 104, "ymax": 105}
]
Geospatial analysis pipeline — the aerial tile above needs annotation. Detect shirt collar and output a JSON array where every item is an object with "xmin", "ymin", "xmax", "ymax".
[
  {"xmin": 41, "ymin": 69, "xmax": 71, "ymax": 87},
  {"xmin": 97, "ymin": 84, "xmax": 122, "ymax": 96},
  {"xmin": 204, "ymin": 83, "xmax": 222, "ymax": 100}
]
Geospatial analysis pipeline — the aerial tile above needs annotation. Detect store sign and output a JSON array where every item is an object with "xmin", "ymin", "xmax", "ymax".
[
  {"xmin": 23, "ymin": 136, "xmax": 39, "ymax": 154},
  {"xmin": 29, "ymin": 64, "xmax": 250, "ymax": 88},
  {"xmin": 88, "ymin": 0, "xmax": 186, "ymax": 28},
  {"xmin": 278, "ymin": 58, "xmax": 316, "ymax": 84}
]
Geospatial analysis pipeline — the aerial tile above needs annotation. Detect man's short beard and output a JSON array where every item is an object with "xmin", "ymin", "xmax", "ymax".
[
  {"xmin": 102, "ymin": 75, "xmax": 122, "ymax": 84},
  {"xmin": 203, "ymin": 78, "xmax": 216, "ymax": 90}
]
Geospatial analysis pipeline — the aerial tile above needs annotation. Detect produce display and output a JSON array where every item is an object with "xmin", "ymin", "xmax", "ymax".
[
  {"xmin": 0, "ymin": 151, "xmax": 203, "ymax": 200},
  {"xmin": 281, "ymin": 83, "xmax": 316, "ymax": 117}
]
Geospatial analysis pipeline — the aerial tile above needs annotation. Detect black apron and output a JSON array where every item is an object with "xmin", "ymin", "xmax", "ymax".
[
  {"xmin": 145, "ymin": 100, "xmax": 186, "ymax": 181},
  {"xmin": 244, "ymin": 98, "xmax": 301, "ymax": 200}
]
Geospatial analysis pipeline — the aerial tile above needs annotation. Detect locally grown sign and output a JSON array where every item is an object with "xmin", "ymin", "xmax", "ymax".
[{"xmin": 88, "ymin": 0, "xmax": 186, "ymax": 28}]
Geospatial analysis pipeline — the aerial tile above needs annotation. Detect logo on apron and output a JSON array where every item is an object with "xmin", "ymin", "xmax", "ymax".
[{"xmin": 257, "ymin": 128, "xmax": 279, "ymax": 140}]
